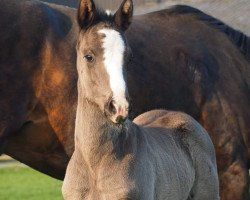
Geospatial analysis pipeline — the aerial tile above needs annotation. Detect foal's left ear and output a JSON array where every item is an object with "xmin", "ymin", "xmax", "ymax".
[
  {"xmin": 78, "ymin": 0, "xmax": 96, "ymax": 29},
  {"xmin": 114, "ymin": 0, "xmax": 133, "ymax": 32}
]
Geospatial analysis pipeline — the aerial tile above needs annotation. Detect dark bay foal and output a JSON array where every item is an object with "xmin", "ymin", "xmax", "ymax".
[{"xmin": 62, "ymin": 0, "xmax": 220, "ymax": 199}]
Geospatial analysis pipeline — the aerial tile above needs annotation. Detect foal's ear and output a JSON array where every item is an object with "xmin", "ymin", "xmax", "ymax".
[
  {"xmin": 114, "ymin": 0, "xmax": 133, "ymax": 31},
  {"xmin": 77, "ymin": 0, "xmax": 96, "ymax": 29}
]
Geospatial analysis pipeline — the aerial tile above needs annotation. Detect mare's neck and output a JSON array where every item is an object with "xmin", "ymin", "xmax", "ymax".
[{"xmin": 75, "ymin": 93, "xmax": 136, "ymax": 168}]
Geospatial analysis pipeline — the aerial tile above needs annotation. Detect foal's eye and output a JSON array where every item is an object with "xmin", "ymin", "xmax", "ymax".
[{"xmin": 84, "ymin": 54, "xmax": 94, "ymax": 63}]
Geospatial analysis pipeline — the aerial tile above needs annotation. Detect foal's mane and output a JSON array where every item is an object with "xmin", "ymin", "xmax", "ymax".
[
  {"xmin": 169, "ymin": 5, "xmax": 250, "ymax": 62},
  {"xmin": 78, "ymin": 6, "xmax": 115, "ymax": 30}
]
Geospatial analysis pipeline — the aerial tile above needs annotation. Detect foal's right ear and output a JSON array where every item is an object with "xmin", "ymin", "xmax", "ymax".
[{"xmin": 77, "ymin": 0, "xmax": 96, "ymax": 29}]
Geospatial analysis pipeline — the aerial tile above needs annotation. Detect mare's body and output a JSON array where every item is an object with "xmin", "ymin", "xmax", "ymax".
[{"xmin": 0, "ymin": 0, "xmax": 249, "ymax": 199}]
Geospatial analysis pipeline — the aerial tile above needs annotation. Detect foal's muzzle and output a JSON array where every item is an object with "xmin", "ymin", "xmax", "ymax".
[{"xmin": 105, "ymin": 98, "xmax": 129, "ymax": 124}]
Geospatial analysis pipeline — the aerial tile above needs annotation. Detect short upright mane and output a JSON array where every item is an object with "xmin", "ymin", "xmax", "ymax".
[
  {"xmin": 77, "ymin": 7, "xmax": 114, "ymax": 30},
  {"xmin": 93, "ymin": 8, "xmax": 114, "ymax": 23},
  {"xmin": 169, "ymin": 5, "xmax": 250, "ymax": 62}
]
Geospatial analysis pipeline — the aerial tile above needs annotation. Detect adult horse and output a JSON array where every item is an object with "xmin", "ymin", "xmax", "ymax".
[
  {"xmin": 0, "ymin": 0, "xmax": 249, "ymax": 199},
  {"xmin": 62, "ymin": 0, "xmax": 219, "ymax": 199}
]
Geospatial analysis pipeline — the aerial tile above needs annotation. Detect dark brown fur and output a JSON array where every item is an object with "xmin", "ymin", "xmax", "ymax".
[
  {"xmin": 0, "ymin": 0, "xmax": 78, "ymax": 178},
  {"xmin": 0, "ymin": 0, "xmax": 249, "ymax": 199}
]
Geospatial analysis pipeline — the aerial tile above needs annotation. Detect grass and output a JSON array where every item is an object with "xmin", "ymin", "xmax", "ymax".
[{"xmin": 0, "ymin": 166, "xmax": 63, "ymax": 200}]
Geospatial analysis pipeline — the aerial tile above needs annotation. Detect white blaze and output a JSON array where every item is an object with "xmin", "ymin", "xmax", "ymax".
[{"xmin": 99, "ymin": 29, "xmax": 127, "ymax": 105}]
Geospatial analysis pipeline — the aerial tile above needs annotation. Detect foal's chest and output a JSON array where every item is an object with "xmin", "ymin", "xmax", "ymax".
[{"xmin": 86, "ymin": 155, "xmax": 139, "ymax": 200}]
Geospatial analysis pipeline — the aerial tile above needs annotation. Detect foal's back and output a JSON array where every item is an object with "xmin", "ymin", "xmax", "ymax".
[{"xmin": 133, "ymin": 110, "xmax": 219, "ymax": 200}]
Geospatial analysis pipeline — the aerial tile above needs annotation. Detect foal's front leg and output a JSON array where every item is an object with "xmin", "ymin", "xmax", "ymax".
[{"xmin": 62, "ymin": 151, "xmax": 90, "ymax": 200}]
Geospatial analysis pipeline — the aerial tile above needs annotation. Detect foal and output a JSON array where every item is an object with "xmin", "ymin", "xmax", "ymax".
[{"xmin": 62, "ymin": 0, "xmax": 220, "ymax": 199}]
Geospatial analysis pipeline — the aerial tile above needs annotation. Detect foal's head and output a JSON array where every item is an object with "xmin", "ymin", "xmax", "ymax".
[{"xmin": 76, "ymin": 0, "xmax": 133, "ymax": 124}]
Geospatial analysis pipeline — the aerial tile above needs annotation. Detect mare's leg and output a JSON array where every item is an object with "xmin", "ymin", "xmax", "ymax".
[
  {"xmin": 219, "ymin": 158, "xmax": 249, "ymax": 200},
  {"xmin": 215, "ymin": 134, "xmax": 249, "ymax": 200},
  {"xmin": 3, "ymin": 120, "xmax": 68, "ymax": 180},
  {"xmin": 201, "ymin": 100, "xmax": 249, "ymax": 200}
]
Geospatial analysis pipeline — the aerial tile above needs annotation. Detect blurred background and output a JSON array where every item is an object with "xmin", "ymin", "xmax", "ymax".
[
  {"xmin": 40, "ymin": 0, "xmax": 250, "ymax": 35},
  {"xmin": 1, "ymin": 0, "xmax": 249, "ymax": 199}
]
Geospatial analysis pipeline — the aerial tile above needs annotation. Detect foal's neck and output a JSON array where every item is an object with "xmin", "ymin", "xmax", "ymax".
[{"xmin": 75, "ymin": 93, "xmax": 136, "ymax": 169}]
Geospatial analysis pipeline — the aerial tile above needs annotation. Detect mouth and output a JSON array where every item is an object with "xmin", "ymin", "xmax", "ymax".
[
  {"xmin": 115, "ymin": 115, "xmax": 128, "ymax": 124},
  {"xmin": 108, "ymin": 113, "xmax": 128, "ymax": 125}
]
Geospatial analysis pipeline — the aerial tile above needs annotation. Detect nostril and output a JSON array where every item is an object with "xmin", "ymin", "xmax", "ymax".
[{"xmin": 108, "ymin": 100, "xmax": 117, "ymax": 114}]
